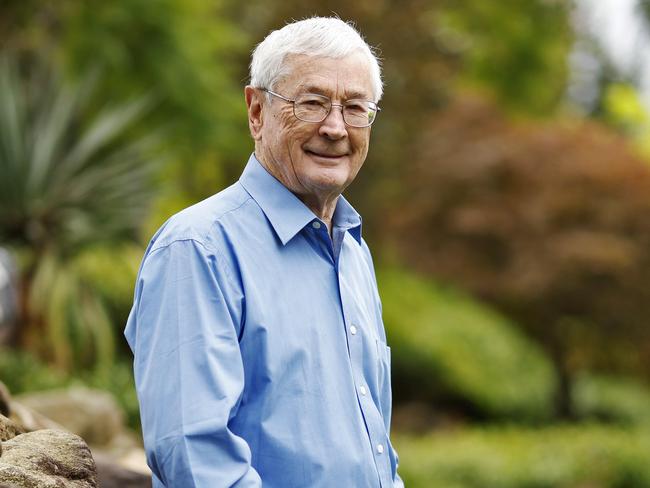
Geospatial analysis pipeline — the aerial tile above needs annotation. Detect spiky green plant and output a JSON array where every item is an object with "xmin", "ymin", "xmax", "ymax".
[{"xmin": 0, "ymin": 56, "xmax": 158, "ymax": 371}]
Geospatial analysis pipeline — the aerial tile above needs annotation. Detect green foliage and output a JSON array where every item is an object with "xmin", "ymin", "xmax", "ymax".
[
  {"xmin": 575, "ymin": 374, "xmax": 650, "ymax": 426},
  {"xmin": 0, "ymin": 347, "xmax": 68, "ymax": 394},
  {"xmin": 394, "ymin": 424, "xmax": 650, "ymax": 488},
  {"xmin": 603, "ymin": 83, "xmax": 649, "ymax": 130},
  {"xmin": 26, "ymin": 249, "xmax": 117, "ymax": 371},
  {"xmin": 438, "ymin": 0, "xmax": 573, "ymax": 115},
  {"xmin": 2, "ymin": 0, "xmax": 253, "ymax": 229},
  {"xmin": 377, "ymin": 267, "xmax": 555, "ymax": 421},
  {"xmin": 0, "ymin": 347, "xmax": 141, "ymax": 431},
  {"xmin": 58, "ymin": 0, "xmax": 252, "ymax": 201},
  {"xmin": 600, "ymin": 82, "xmax": 650, "ymax": 157},
  {"xmin": 383, "ymin": 96, "xmax": 650, "ymax": 416},
  {"xmin": 82, "ymin": 358, "xmax": 141, "ymax": 432},
  {"xmin": 74, "ymin": 244, "xmax": 143, "ymax": 325},
  {"xmin": 0, "ymin": 57, "xmax": 156, "ymax": 252},
  {"xmin": 0, "ymin": 56, "xmax": 158, "ymax": 370}
]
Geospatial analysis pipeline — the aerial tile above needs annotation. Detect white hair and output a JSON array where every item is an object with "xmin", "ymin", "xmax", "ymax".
[{"xmin": 250, "ymin": 17, "xmax": 383, "ymax": 101}]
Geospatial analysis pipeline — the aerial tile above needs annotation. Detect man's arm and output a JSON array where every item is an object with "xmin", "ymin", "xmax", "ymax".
[{"xmin": 126, "ymin": 238, "xmax": 261, "ymax": 487}]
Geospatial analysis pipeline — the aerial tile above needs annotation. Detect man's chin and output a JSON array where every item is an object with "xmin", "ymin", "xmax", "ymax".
[{"xmin": 304, "ymin": 171, "xmax": 351, "ymax": 195}]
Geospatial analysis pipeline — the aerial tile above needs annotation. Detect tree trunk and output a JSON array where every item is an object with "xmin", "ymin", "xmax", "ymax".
[
  {"xmin": 549, "ymin": 339, "xmax": 575, "ymax": 420},
  {"xmin": 14, "ymin": 264, "xmax": 44, "ymax": 356}
]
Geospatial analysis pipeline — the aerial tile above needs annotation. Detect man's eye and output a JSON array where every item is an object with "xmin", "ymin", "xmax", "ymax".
[
  {"xmin": 300, "ymin": 98, "xmax": 326, "ymax": 107},
  {"xmin": 345, "ymin": 102, "xmax": 368, "ymax": 113}
]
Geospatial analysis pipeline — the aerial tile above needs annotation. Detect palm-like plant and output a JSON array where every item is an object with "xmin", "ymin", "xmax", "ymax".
[{"xmin": 0, "ymin": 56, "xmax": 158, "ymax": 370}]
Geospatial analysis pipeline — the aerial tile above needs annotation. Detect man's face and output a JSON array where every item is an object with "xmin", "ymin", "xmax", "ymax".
[{"xmin": 249, "ymin": 52, "xmax": 375, "ymax": 204}]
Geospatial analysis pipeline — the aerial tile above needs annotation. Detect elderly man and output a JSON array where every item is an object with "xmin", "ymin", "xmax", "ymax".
[{"xmin": 125, "ymin": 17, "xmax": 403, "ymax": 487}]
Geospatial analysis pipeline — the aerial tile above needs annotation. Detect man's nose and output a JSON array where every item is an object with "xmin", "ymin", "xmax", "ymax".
[{"xmin": 318, "ymin": 104, "xmax": 348, "ymax": 140}]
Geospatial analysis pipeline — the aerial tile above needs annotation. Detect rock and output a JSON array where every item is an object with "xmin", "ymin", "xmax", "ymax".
[
  {"xmin": 0, "ymin": 380, "xmax": 65, "ymax": 434},
  {"xmin": 0, "ymin": 415, "xmax": 24, "ymax": 443},
  {"xmin": 3, "ymin": 384, "xmax": 150, "ymax": 487},
  {"xmin": 116, "ymin": 448, "xmax": 150, "ymax": 476},
  {"xmin": 16, "ymin": 387, "xmax": 124, "ymax": 447},
  {"xmin": 9, "ymin": 401, "xmax": 64, "ymax": 434},
  {"xmin": 94, "ymin": 452, "xmax": 151, "ymax": 488},
  {"xmin": 0, "ymin": 429, "xmax": 96, "ymax": 487},
  {"xmin": 0, "ymin": 382, "xmax": 10, "ymax": 417}
]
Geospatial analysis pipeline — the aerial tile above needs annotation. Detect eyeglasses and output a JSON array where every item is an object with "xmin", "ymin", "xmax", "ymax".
[{"xmin": 262, "ymin": 88, "xmax": 380, "ymax": 128}]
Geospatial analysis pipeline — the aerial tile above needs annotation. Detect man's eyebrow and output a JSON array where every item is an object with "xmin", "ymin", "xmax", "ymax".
[
  {"xmin": 345, "ymin": 90, "xmax": 372, "ymax": 100},
  {"xmin": 297, "ymin": 84, "xmax": 328, "ymax": 95},
  {"xmin": 297, "ymin": 84, "xmax": 373, "ymax": 100}
]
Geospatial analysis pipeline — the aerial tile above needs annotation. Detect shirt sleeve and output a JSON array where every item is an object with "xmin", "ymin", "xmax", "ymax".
[{"xmin": 125, "ymin": 238, "xmax": 261, "ymax": 487}]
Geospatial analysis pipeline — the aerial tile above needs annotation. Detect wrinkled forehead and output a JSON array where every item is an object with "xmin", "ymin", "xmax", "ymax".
[{"xmin": 277, "ymin": 52, "xmax": 376, "ymax": 100}]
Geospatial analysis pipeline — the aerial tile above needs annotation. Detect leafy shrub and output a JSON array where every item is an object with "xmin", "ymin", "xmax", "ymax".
[
  {"xmin": 377, "ymin": 267, "xmax": 555, "ymax": 421},
  {"xmin": 75, "ymin": 244, "xmax": 142, "ymax": 327},
  {"xmin": 0, "ymin": 347, "xmax": 140, "ymax": 431},
  {"xmin": 0, "ymin": 56, "xmax": 158, "ymax": 372},
  {"xmin": 0, "ymin": 347, "xmax": 68, "ymax": 393},
  {"xmin": 394, "ymin": 424, "xmax": 650, "ymax": 488},
  {"xmin": 574, "ymin": 374, "xmax": 650, "ymax": 426}
]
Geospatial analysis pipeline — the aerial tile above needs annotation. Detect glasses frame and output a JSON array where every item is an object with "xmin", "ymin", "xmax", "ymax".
[{"xmin": 261, "ymin": 88, "xmax": 381, "ymax": 128}]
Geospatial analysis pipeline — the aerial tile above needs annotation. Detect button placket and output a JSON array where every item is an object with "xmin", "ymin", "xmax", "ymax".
[{"xmin": 338, "ymin": 248, "xmax": 393, "ymax": 486}]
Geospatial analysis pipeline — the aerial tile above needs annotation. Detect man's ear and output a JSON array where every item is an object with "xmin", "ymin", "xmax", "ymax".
[{"xmin": 245, "ymin": 86, "xmax": 264, "ymax": 141}]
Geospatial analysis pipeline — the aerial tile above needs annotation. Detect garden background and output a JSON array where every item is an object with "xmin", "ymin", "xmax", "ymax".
[{"xmin": 3, "ymin": 0, "xmax": 650, "ymax": 486}]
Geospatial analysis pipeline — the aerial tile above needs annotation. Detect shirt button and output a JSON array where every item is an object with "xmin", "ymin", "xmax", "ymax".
[
  {"xmin": 350, "ymin": 325, "xmax": 358, "ymax": 335},
  {"xmin": 376, "ymin": 444, "xmax": 384, "ymax": 454},
  {"xmin": 359, "ymin": 385, "xmax": 367, "ymax": 396},
  {"xmin": 312, "ymin": 221, "xmax": 321, "ymax": 229}
]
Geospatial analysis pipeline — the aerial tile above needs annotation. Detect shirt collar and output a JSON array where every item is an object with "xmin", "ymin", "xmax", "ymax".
[{"xmin": 239, "ymin": 154, "xmax": 362, "ymax": 246}]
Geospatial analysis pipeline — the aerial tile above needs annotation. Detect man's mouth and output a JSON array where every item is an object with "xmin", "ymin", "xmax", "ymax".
[{"xmin": 305, "ymin": 149, "xmax": 348, "ymax": 159}]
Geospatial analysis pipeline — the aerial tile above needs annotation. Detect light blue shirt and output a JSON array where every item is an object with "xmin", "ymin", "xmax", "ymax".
[{"xmin": 125, "ymin": 154, "xmax": 403, "ymax": 487}]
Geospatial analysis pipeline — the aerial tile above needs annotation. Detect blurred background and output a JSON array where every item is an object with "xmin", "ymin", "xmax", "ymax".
[{"xmin": 2, "ymin": 0, "xmax": 650, "ymax": 486}]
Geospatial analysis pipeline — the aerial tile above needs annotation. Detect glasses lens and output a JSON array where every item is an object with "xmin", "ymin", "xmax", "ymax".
[
  {"xmin": 343, "ymin": 100, "xmax": 377, "ymax": 127},
  {"xmin": 293, "ymin": 93, "xmax": 378, "ymax": 127},
  {"xmin": 294, "ymin": 93, "xmax": 330, "ymax": 123}
]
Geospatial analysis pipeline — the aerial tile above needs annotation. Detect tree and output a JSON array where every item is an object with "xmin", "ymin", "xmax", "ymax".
[
  {"xmin": 228, "ymin": 0, "xmax": 574, "ymax": 237},
  {"xmin": 0, "ymin": 57, "xmax": 158, "ymax": 370},
  {"xmin": 383, "ymin": 95, "xmax": 650, "ymax": 418},
  {"xmin": 1, "ymin": 0, "xmax": 253, "ymax": 223}
]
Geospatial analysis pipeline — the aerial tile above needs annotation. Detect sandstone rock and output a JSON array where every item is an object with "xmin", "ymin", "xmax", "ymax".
[
  {"xmin": 16, "ymin": 387, "xmax": 124, "ymax": 447},
  {"xmin": 0, "ymin": 429, "xmax": 96, "ymax": 487},
  {"xmin": 0, "ymin": 382, "xmax": 10, "ymax": 417},
  {"xmin": 9, "ymin": 401, "xmax": 64, "ymax": 434},
  {"xmin": 0, "ymin": 379, "xmax": 65, "ymax": 434},
  {"xmin": 0, "ymin": 415, "xmax": 24, "ymax": 443},
  {"xmin": 3, "ymin": 384, "xmax": 150, "ymax": 487}
]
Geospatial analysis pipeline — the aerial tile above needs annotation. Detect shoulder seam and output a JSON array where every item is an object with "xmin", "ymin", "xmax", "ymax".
[
  {"xmin": 145, "ymin": 238, "xmax": 242, "ymax": 298},
  {"xmin": 150, "ymin": 190, "xmax": 254, "ymax": 253},
  {"xmin": 206, "ymin": 186, "xmax": 254, "ymax": 246}
]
